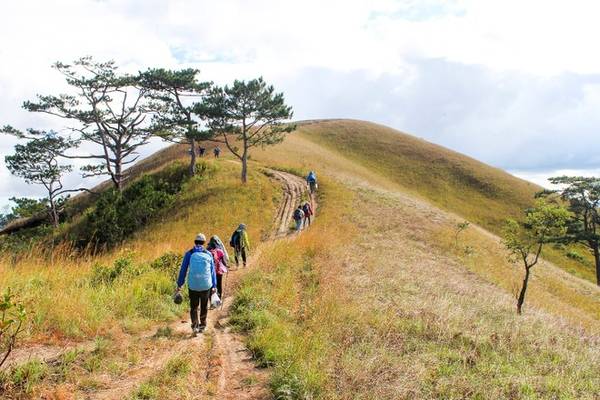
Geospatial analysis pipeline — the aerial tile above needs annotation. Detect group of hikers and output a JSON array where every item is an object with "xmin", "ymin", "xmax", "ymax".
[
  {"xmin": 292, "ymin": 171, "xmax": 317, "ymax": 230},
  {"xmin": 194, "ymin": 146, "xmax": 221, "ymax": 158},
  {"xmin": 175, "ymin": 171, "xmax": 318, "ymax": 336},
  {"xmin": 174, "ymin": 224, "xmax": 250, "ymax": 335},
  {"xmin": 293, "ymin": 201, "xmax": 313, "ymax": 231}
]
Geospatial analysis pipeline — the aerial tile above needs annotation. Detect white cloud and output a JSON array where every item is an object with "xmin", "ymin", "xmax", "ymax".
[{"xmin": 2, "ymin": 0, "xmax": 600, "ymax": 208}]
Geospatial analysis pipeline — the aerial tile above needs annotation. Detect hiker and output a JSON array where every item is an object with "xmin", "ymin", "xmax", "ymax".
[
  {"xmin": 176, "ymin": 233, "xmax": 216, "ymax": 335},
  {"xmin": 198, "ymin": 146, "xmax": 206, "ymax": 157},
  {"xmin": 213, "ymin": 146, "xmax": 221, "ymax": 158},
  {"xmin": 230, "ymin": 223, "xmax": 250, "ymax": 268},
  {"xmin": 302, "ymin": 201, "xmax": 313, "ymax": 227},
  {"xmin": 207, "ymin": 235, "xmax": 228, "ymax": 300},
  {"xmin": 293, "ymin": 205, "xmax": 305, "ymax": 231},
  {"xmin": 306, "ymin": 171, "xmax": 317, "ymax": 193}
]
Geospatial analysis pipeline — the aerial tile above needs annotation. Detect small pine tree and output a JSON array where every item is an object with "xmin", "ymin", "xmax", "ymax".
[
  {"xmin": 502, "ymin": 199, "xmax": 570, "ymax": 314},
  {"xmin": 198, "ymin": 77, "xmax": 295, "ymax": 183}
]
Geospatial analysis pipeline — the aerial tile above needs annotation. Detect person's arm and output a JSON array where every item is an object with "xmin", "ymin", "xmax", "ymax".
[
  {"xmin": 176, "ymin": 251, "xmax": 191, "ymax": 289},
  {"xmin": 220, "ymin": 249, "xmax": 228, "ymax": 267}
]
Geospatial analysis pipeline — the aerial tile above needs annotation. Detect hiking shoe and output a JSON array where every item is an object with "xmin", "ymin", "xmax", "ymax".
[
  {"xmin": 192, "ymin": 327, "xmax": 199, "ymax": 337},
  {"xmin": 199, "ymin": 325, "xmax": 206, "ymax": 332}
]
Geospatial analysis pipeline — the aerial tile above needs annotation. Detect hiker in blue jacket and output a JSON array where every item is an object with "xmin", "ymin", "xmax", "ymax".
[
  {"xmin": 306, "ymin": 171, "xmax": 317, "ymax": 193},
  {"xmin": 176, "ymin": 233, "xmax": 217, "ymax": 335}
]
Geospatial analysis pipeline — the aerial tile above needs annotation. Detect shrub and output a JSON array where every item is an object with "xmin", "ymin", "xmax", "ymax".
[
  {"xmin": 566, "ymin": 250, "xmax": 587, "ymax": 264},
  {"xmin": 72, "ymin": 163, "xmax": 189, "ymax": 249},
  {"xmin": 90, "ymin": 256, "xmax": 134, "ymax": 286},
  {"xmin": 0, "ymin": 289, "xmax": 27, "ymax": 369},
  {"xmin": 150, "ymin": 252, "xmax": 181, "ymax": 280}
]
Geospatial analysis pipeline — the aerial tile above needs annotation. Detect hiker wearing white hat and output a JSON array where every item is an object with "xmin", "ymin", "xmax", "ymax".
[{"xmin": 176, "ymin": 233, "xmax": 216, "ymax": 335}]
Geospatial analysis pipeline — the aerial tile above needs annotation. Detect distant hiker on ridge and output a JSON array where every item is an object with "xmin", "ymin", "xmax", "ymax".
[
  {"xmin": 230, "ymin": 224, "xmax": 250, "ymax": 268},
  {"xmin": 293, "ymin": 205, "xmax": 305, "ymax": 231},
  {"xmin": 176, "ymin": 233, "xmax": 216, "ymax": 335},
  {"xmin": 198, "ymin": 146, "xmax": 206, "ymax": 157},
  {"xmin": 213, "ymin": 146, "xmax": 221, "ymax": 158},
  {"xmin": 306, "ymin": 170, "xmax": 317, "ymax": 193}
]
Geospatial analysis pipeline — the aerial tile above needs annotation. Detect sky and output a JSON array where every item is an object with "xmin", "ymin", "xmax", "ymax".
[{"xmin": 2, "ymin": 0, "xmax": 600, "ymax": 209}]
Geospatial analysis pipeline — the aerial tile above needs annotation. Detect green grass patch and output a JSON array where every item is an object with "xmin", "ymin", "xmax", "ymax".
[{"xmin": 130, "ymin": 354, "xmax": 192, "ymax": 400}]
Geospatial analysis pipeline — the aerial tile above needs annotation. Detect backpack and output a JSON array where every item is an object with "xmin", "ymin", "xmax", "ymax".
[
  {"xmin": 230, "ymin": 230, "xmax": 241, "ymax": 248},
  {"xmin": 187, "ymin": 249, "xmax": 213, "ymax": 291},
  {"xmin": 210, "ymin": 248, "xmax": 228, "ymax": 275},
  {"xmin": 293, "ymin": 208, "xmax": 304, "ymax": 221}
]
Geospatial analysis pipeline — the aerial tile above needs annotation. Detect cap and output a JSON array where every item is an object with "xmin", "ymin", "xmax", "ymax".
[{"xmin": 195, "ymin": 233, "xmax": 206, "ymax": 242}]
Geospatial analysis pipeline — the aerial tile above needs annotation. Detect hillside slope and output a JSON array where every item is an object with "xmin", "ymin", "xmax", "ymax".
[
  {"xmin": 241, "ymin": 120, "xmax": 600, "ymax": 398},
  {"xmin": 2, "ymin": 119, "xmax": 600, "ymax": 399},
  {"xmin": 259, "ymin": 119, "xmax": 540, "ymax": 230},
  {"xmin": 252, "ymin": 119, "xmax": 596, "ymax": 282}
]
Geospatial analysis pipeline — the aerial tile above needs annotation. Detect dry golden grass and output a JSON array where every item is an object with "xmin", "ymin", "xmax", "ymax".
[
  {"xmin": 232, "ymin": 120, "xmax": 600, "ymax": 398},
  {"xmin": 0, "ymin": 159, "xmax": 278, "ymax": 343},
  {"xmin": 328, "ymin": 187, "xmax": 600, "ymax": 399},
  {"xmin": 234, "ymin": 179, "xmax": 600, "ymax": 398},
  {"xmin": 253, "ymin": 119, "xmax": 597, "ymax": 282},
  {"xmin": 4, "ymin": 118, "xmax": 600, "ymax": 399}
]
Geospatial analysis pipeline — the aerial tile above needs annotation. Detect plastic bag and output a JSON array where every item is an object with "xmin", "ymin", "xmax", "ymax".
[{"xmin": 211, "ymin": 292, "xmax": 221, "ymax": 308}]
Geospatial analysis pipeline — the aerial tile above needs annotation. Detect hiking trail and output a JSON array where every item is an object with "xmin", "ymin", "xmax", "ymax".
[{"xmin": 5, "ymin": 169, "xmax": 312, "ymax": 399}]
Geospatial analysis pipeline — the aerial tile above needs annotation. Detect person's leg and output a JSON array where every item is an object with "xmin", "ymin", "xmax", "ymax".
[
  {"xmin": 295, "ymin": 219, "xmax": 302, "ymax": 231},
  {"xmin": 241, "ymin": 248, "xmax": 247, "ymax": 267},
  {"xmin": 199, "ymin": 290, "xmax": 210, "ymax": 329},
  {"xmin": 189, "ymin": 290, "xmax": 200, "ymax": 330},
  {"xmin": 234, "ymin": 247, "xmax": 240, "ymax": 267},
  {"xmin": 216, "ymin": 274, "xmax": 223, "ymax": 299}
]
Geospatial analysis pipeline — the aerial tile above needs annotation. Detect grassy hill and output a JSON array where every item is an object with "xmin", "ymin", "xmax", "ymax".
[
  {"xmin": 297, "ymin": 119, "xmax": 540, "ymax": 230},
  {"xmin": 244, "ymin": 119, "xmax": 600, "ymax": 398},
  {"xmin": 252, "ymin": 119, "xmax": 596, "ymax": 282},
  {"xmin": 2, "ymin": 119, "xmax": 599, "ymax": 399}
]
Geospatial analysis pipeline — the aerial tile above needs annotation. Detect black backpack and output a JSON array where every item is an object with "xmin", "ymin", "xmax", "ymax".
[
  {"xmin": 293, "ymin": 209, "xmax": 304, "ymax": 221},
  {"xmin": 230, "ymin": 230, "xmax": 241, "ymax": 248}
]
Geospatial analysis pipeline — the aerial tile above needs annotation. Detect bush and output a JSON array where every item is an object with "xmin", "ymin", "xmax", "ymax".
[
  {"xmin": 150, "ymin": 252, "xmax": 181, "ymax": 280},
  {"xmin": 566, "ymin": 250, "xmax": 587, "ymax": 264},
  {"xmin": 90, "ymin": 255, "xmax": 152, "ymax": 286},
  {"xmin": 0, "ymin": 289, "xmax": 27, "ymax": 369},
  {"xmin": 0, "ymin": 225, "xmax": 53, "ymax": 255},
  {"xmin": 72, "ymin": 163, "xmax": 188, "ymax": 249}
]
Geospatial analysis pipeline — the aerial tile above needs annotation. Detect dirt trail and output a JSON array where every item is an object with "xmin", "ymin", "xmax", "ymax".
[
  {"xmin": 208, "ymin": 170, "xmax": 310, "ymax": 400},
  {"xmin": 269, "ymin": 170, "xmax": 310, "ymax": 239},
  {"xmin": 3, "ymin": 170, "xmax": 310, "ymax": 399},
  {"xmin": 71, "ymin": 170, "xmax": 309, "ymax": 400}
]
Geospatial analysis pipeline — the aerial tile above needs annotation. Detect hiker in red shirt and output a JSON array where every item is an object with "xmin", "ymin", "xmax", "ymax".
[{"xmin": 302, "ymin": 201, "xmax": 313, "ymax": 228}]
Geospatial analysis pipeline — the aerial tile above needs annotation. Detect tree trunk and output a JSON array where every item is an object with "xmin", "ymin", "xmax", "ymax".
[
  {"xmin": 114, "ymin": 160, "xmax": 123, "ymax": 191},
  {"xmin": 241, "ymin": 151, "xmax": 248, "ymax": 183},
  {"xmin": 516, "ymin": 266, "xmax": 531, "ymax": 314},
  {"xmin": 593, "ymin": 245, "xmax": 600, "ymax": 286},
  {"xmin": 48, "ymin": 197, "xmax": 59, "ymax": 228},
  {"xmin": 189, "ymin": 138, "xmax": 197, "ymax": 176}
]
